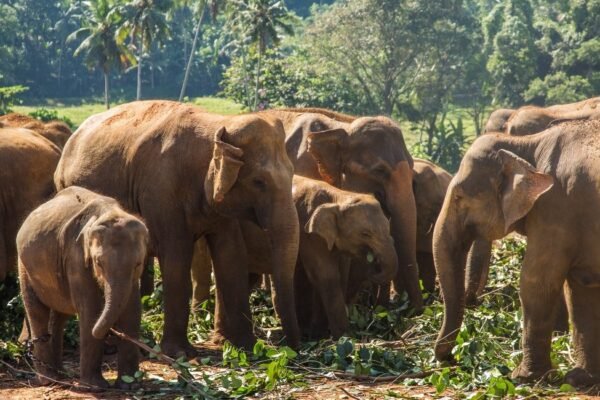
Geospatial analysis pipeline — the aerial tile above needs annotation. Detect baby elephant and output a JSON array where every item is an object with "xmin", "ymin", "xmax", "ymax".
[
  {"xmin": 17, "ymin": 186, "xmax": 149, "ymax": 389},
  {"xmin": 293, "ymin": 176, "xmax": 398, "ymax": 339}
]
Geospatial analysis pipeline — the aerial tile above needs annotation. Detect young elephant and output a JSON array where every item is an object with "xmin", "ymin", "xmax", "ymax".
[
  {"xmin": 293, "ymin": 176, "xmax": 398, "ymax": 338},
  {"xmin": 17, "ymin": 187, "xmax": 149, "ymax": 389},
  {"xmin": 433, "ymin": 120, "xmax": 600, "ymax": 387}
]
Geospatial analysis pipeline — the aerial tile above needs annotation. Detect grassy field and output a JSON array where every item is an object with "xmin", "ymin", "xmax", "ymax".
[{"xmin": 13, "ymin": 97, "xmax": 244, "ymax": 127}]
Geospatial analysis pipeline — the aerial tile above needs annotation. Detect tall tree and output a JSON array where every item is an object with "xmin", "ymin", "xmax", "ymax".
[
  {"xmin": 485, "ymin": 0, "xmax": 539, "ymax": 106},
  {"xmin": 68, "ymin": 0, "xmax": 135, "ymax": 109},
  {"xmin": 226, "ymin": 0, "xmax": 295, "ymax": 110},
  {"xmin": 121, "ymin": 0, "xmax": 171, "ymax": 100},
  {"xmin": 177, "ymin": 0, "xmax": 221, "ymax": 101}
]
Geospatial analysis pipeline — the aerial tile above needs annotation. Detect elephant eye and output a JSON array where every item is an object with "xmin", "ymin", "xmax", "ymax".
[
  {"xmin": 252, "ymin": 178, "xmax": 267, "ymax": 191},
  {"xmin": 361, "ymin": 231, "xmax": 372, "ymax": 238}
]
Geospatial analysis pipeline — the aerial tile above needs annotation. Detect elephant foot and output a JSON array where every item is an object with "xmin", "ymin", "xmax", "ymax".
[
  {"xmin": 78, "ymin": 375, "xmax": 110, "ymax": 391},
  {"xmin": 114, "ymin": 376, "xmax": 142, "ymax": 390},
  {"xmin": 565, "ymin": 368, "xmax": 600, "ymax": 388},
  {"xmin": 34, "ymin": 368, "xmax": 60, "ymax": 386},
  {"xmin": 511, "ymin": 362, "xmax": 552, "ymax": 383},
  {"xmin": 210, "ymin": 331, "xmax": 255, "ymax": 351},
  {"xmin": 160, "ymin": 339, "xmax": 198, "ymax": 359},
  {"xmin": 465, "ymin": 292, "xmax": 480, "ymax": 308}
]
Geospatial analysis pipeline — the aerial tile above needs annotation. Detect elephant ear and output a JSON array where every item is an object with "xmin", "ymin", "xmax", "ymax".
[
  {"xmin": 76, "ymin": 216, "xmax": 98, "ymax": 268},
  {"xmin": 307, "ymin": 129, "xmax": 349, "ymax": 186},
  {"xmin": 305, "ymin": 203, "xmax": 340, "ymax": 251},
  {"xmin": 498, "ymin": 149, "xmax": 554, "ymax": 233},
  {"xmin": 206, "ymin": 127, "xmax": 244, "ymax": 203}
]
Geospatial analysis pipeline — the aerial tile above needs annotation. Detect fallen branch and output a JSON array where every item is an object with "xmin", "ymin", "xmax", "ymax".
[
  {"xmin": 109, "ymin": 328, "xmax": 214, "ymax": 399},
  {"xmin": 333, "ymin": 366, "xmax": 454, "ymax": 383},
  {"xmin": 341, "ymin": 386, "xmax": 362, "ymax": 400}
]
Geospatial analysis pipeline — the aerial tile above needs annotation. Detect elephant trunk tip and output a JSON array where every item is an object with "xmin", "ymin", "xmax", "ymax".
[
  {"xmin": 434, "ymin": 341, "xmax": 455, "ymax": 363},
  {"xmin": 92, "ymin": 323, "xmax": 110, "ymax": 340}
]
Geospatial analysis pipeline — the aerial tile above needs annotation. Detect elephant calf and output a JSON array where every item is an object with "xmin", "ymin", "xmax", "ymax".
[
  {"xmin": 18, "ymin": 187, "xmax": 149, "ymax": 389},
  {"xmin": 292, "ymin": 176, "xmax": 398, "ymax": 339}
]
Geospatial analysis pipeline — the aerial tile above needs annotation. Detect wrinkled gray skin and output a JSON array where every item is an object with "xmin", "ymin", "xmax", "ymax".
[
  {"xmin": 433, "ymin": 120, "xmax": 600, "ymax": 387},
  {"xmin": 17, "ymin": 187, "xmax": 148, "ymax": 389},
  {"xmin": 484, "ymin": 108, "xmax": 515, "ymax": 133}
]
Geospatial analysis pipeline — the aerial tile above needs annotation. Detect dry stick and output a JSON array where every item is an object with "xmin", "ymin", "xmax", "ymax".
[
  {"xmin": 341, "ymin": 386, "xmax": 363, "ymax": 400},
  {"xmin": 108, "ymin": 328, "xmax": 214, "ymax": 398},
  {"xmin": 333, "ymin": 366, "xmax": 454, "ymax": 383}
]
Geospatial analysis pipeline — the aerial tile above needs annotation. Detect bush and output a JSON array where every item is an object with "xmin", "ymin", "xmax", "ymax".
[
  {"xmin": 27, "ymin": 108, "xmax": 75, "ymax": 129},
  {"xmin": 0, "ymin": 85, "xmax": 28, "ymax": 115}
]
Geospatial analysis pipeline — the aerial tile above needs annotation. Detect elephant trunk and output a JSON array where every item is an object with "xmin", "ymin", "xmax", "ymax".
[
  {"xmin": 267, "ymin": 192, "xmax": 301, "ymax": 348},
  {"xmin": 432, "ymin": 196, "xmax": 472, "ymax": 362},
  {"xmin": 92, "ymin": 279, "xmax": 132, "ymax": 339},
  {"xmin": 387, "ymin": 161, "xmax": 423, "ymax": 311},
  {"xmin": 370, "ymin": 237, "xmax": 398, "ymax": 285}
]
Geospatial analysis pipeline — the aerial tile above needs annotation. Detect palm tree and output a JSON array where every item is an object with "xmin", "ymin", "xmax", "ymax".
[
  {"xmin": 177, "ymin": 0, "xmax": 222, "ymax": 102},
  {"xmin": 121, "ymin": 0, "xmax": 171, "ymax": 100},
  {"xmin": 226, "ymin": 0, "xmax": 295, "ymax": 110},
  {"xmin": 67, "ymin": 0, "xmax": 135, "ymax": 109}
]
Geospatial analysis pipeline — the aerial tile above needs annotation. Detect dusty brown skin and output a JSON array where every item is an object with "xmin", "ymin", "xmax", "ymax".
[
  {"xmin": 0, "ymin": 127, "xmax": 61, "ymax": 281},
  {"xmin": 55, "ymin": 100, "xmax": 300, "ymax": 355},
  {"xmin": 17, "ymin": 187, "xmax": 149, "ymax": 389},
  {"xmin": 433, "ymin": 120, "xmax": 600, "ymax": 387},
  {"xmin": 262, "ymin": 109, "xmax": 423, "ymax": 312},
  {"xmin": 292, "ymin": 176, "xmax": 397, "ymax": 338},
  {"xmin": 0, "ymin": 113, "xmax": 72, "ymax": 149},
  {"xmin": 484, "ymin": 108, "xmax": 515, "ymax": 133},
  {"xmin": 506, "ymin": 97, "xmax": 600, "ymax": 136}
]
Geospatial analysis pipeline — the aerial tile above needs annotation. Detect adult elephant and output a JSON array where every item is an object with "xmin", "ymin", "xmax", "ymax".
[
  {"xmin": 263, "ymin": 109, "xmax": 423, "ymax": 312},
  {"xmin": 433, "ymin": 120, "xmax": 600, "ymax": 387},
  {"xmin": 55, "ymin": 100, "xmax": 300, "ymax": 355},
  {"xmin": 506, "ymin": 97, "xmax": 600, "ymax": 136},
  {"xmin": 0, "ymin": 127, "xmax": 61, "ymax": 281},
  {"xmin": 483, "ymin": 108, "xmax": 515, "ymax": 133},
  {"xmin": 0, "ymin": 113, "xmax": 72, "ymax": 149}
]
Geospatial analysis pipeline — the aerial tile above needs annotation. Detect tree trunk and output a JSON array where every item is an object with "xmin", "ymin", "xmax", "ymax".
[
  {"xmin": 179, "ymin": 8, "xmax": 205, "ymax": 102},
  {"xmin": 137, "ymin": 34, "xmax": 143, "ymax": 101},
  {"xmin": 104, "ymin": 71, "xmax": 110, "ymax": 110},
  {"xmin": 254, "ymin": 45, "xmax": 262, "ymax": 111}
]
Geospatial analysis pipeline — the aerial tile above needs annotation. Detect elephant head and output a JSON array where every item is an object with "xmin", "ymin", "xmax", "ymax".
[
  {"xmin": 203, "ymin": 115, "xmax": 301, "ymax": 346},
  {"xmin": 80, "ymin": 213, "xmax": 149, "ymax": 339},
  {"xmin": 305, "ymin": 194, "xmax": 398, "ymax": 285},
  {"xmin": 433, "ymin": 136, "xmax": 553, "ymax": 362},
  {"xmin": 306, "ymin": 116, "xmax": 422, "ymax": 310}
]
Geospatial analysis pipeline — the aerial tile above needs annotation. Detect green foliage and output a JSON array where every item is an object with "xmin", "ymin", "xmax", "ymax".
[
  {"xmin": 0, "ymin": 85, "xmax": 28, "ymax": 115},
  {"xmin": 411, "ymin": 116, "xmax": 470, "ymax": 173},
  {"xmin": 27, "ymin": 108, "xmax": 75, "ymax": 129}
]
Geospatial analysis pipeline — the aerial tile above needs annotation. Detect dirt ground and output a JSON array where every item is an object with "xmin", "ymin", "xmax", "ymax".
[{"xmin": 1, "ymin": 344, "xmax": 599, "ymax": 400}]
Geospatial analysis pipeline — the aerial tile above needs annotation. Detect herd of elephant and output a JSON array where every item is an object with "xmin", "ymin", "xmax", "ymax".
[{"xmin": 1, "ymin": 96, "xmax": 600, "ymax": 390}]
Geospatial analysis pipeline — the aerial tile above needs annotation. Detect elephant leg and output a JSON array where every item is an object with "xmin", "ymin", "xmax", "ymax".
[
  {"xmin": 465, "ymin": 239, "xmax": 492, "ymax": 307},
  {"xmin": 49, "ymin": 311, "xmax": 69, "ymax": 373},
  {"xmin": 0, "ymin": 232, "xmax": 6, "ymax": 281},
  {"xmin": 140, "ymin": 258, "xmax": 154, "ymax": 298},
  {"xmin": 158, "ymin": 235, "xmax": 196, "ymax": 358},
  {"xmin": 308, "ymin": 290, "xmax": 329, "ymax": 339},
  {"xmin": 207, "ymin": 221, "xmax": 254, "ymax": 349},
  {"xmin": 248, "ymin": 273, "xmax": 262, "ymax": 291},
  {"xmin": 114, "ymin": 284, "xmax": 142, "ymax": 389},
  {"xmin": 300, "ymin": 236, "xmax": 348, "ymax": 339},
  {"xmin": 417, "ymin": 251, "xmax": 436, "ymax": 294},
  {"xmin": 20, "ymin": 274, "xmax": 57, "ymax": 384},
  {"xmin": 511, "ymin": 246, "xmax": 567, "ymax": 382},
  {"xmin": 79, "ymin": 307, "xmax": 109, "ymax": 389},
  {"xmin": 564, "ymin": 280, "xmax": 600, "ymax": 387},
  {"xmin": 191, "ymin": 238, "xmax": 212, "ymax": 309},
  {"xmin": 376, "ymin": 282, "xmax": 391, "ymax": 307},
  {"xmin": 294, "ymin": 261, "xmax": 313, "ymax": 337},
  {"xmin": 553, "ymin": 290, "xmax": 569, "ymax": 333}
]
